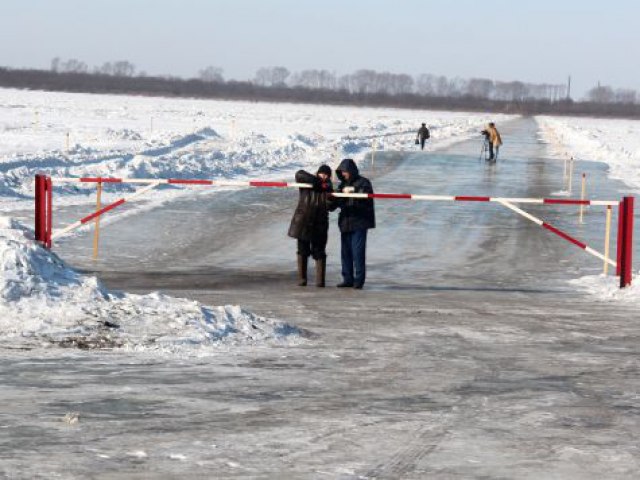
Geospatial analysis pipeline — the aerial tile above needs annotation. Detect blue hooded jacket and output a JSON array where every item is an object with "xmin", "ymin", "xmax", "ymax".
[{"xmin": 334, "ymin": 158, "xmax": 376, "ymax": 232}]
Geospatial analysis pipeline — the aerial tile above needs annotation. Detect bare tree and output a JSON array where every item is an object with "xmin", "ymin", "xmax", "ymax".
[
  {"xmin": 587, "ymin": 85, "xmax": 615, "ymax": 103},
  {"xmin": 466, "ymin": 78, "xmax": 494, "ymax": 98},
  {"xmin": 254, "ymin": 67, "xmax": 270, "ymax": 86},
  {"xmin": 60, "ymin": 58, "xmax": 88, "ymax": 74},
  {"xmin": 50, "ymin": 57, "xmax": 61, "ymax": 72},
  {"xmin": 199, "ymin": 66, "xmax": 224, "ymax": 83},
  {"xmin": 350, "ymin": 69, "xmax": 376, "ymax": 94},
  {"xmin": 254, "ymin": 66, "xmax": 290, "ymax": 87},
  {"xmin": 112, "ymin": 61, "xmax": 136, "ymax": 77},
  {"xmin": 97, "ymin": 62, "xmax": 114, "ymax": 75},
  {"xmin": 614, "ymin": 88, "xmax": 637, "ymax": 104},
  {"xmin": 272, "ymin": 66, "xmax": 290, "ymax": 86},
  {"xmin": 415, "ymin": 74, "xmax": 437, "ymax": 95},
  {"xmin": 291, "ymin": 69, "xmax": 337, "ymax": 90}
]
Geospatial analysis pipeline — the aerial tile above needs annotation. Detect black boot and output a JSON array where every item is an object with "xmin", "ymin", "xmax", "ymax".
[
  {"xmin": 297, "ymin": 255, "xmax": 308, "ymax": 286},
  {"xmin": 315, "ymin": 258, "xmax": 326, "ymax": 287}
]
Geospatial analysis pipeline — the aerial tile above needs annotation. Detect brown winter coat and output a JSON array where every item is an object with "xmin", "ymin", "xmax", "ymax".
[
  {"xmin": 487, "ymin": 125, "xmax": 503, "ymax": 146},
  {"xmin": 288, "ymin": 170, "xmax": 333, "ymax": 241}
]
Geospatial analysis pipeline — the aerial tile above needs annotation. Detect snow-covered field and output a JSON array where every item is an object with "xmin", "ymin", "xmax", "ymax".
[
  {"xmin": 1, "ymin": 87, "xmax": 507, "ymax": 213},
  {"xmin": 538, "ymin": 115, "xmax": 640, "ymax": 194},
  {"xmin": 0, "ymin": 87, "xmax": 509, "ymax": 351},
  {"xmin": 538, "ymin": 115, "xmax": 640, "ymax": 300}
]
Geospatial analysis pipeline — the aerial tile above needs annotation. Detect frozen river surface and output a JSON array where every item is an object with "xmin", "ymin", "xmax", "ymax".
[{"xmin": 3, "ymin": 118, "xmax": 640, "ymax": 478}]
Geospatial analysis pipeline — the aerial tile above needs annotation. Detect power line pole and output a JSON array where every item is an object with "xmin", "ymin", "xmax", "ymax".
[{"xmin": 567, "ymin": 75, "xmax": 571, "ymax": 100}]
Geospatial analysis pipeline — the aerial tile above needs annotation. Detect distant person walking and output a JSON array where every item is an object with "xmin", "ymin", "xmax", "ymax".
[
  {"xmin": 332, "ymin": 158, "xmax": 375, "ymax": 289},
  {"xmin": 416, "ymin": 123, "xmax": 430, "ymax": 150},
  {"xmin": 482, "ymin": 122, "xmax": 503, "ymax": 161},
  {"xmin": 288, "ymin": 165, "xmax": 333, "ymax": 287}
]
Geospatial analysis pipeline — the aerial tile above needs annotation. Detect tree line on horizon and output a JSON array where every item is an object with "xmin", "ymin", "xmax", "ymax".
[
  {"xmin": 0, "ymin": 57, "xmax": 638, "ymax": 118},
  {"xmin": 48, "ymin": 57, "xmax": 639, "ymax": 105}
]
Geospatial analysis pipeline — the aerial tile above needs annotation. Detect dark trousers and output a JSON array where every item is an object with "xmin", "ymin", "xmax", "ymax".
[
  {"xmin": 488, "ymin": 144, "xmax": 499, "ymax": 160},
  {"xmin": 340, "ymin": 229, "xmax": 368, "ymax": 286},
  {"xmin": 297, "ymin": 231, "xmax": 328, "ymax": 260},
  {"xmin": 420, "ymin": 138, "xmax": 426, "ymax": 150}
]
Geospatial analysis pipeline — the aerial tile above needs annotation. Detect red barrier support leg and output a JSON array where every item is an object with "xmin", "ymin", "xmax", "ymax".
[
  {"xmin": 34, "ymin": 174, "xmax": 52, "ymax": 249},
  {"xmin": 619, "ymin": 196, "xmax": 634, "ymax": 288},
  {"xmin": 35, "ymin": 174, "xmax": 46, "ymax": 245},
  {"xmin": 616, "ymin": 201, "xmax": 623, "ymax": 277},
  {"xmin": 45, "ymin": 176, "xmax": 53, "ymax": 249}
]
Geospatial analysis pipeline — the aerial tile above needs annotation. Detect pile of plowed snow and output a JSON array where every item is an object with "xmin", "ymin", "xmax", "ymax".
[
  {"xmin": 569, "ymin": 272, "xmax": 640, "ymax": 302},
  {"xmin": 0, "ymin": 216, "xmax": 302, "ymax": 354}
]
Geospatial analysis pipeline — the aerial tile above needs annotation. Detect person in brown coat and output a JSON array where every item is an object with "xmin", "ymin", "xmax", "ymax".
[
  {"xmin": 287, "ymin": 165, "xmax": 333, "ymax": 287},
  {"xmin": 482, "ymin": 122, "xmax": 503, "ymax": 161}
]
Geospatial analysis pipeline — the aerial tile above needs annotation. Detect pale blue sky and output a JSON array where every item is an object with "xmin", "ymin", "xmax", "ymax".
[{"xmin": 1, "ymin": 0, "xmax": 638, "ymax": 97}]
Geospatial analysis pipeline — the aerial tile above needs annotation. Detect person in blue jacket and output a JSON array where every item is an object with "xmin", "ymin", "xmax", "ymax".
[{"xmin": 331, "ymin": 158, "xmax": 375, "ymax": 289}]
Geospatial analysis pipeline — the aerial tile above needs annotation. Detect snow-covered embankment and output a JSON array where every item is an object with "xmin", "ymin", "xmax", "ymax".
[
  {"xmin": 0, "ymin": 216, "xmax": 303, "ymax": 354},
  {"xmin": 537, "ymin": 115, "xmax": 640, "ymax": 300}
]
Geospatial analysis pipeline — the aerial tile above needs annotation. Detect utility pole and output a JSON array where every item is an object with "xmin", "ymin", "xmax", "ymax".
[{"xmin": 567, "ymin": 75, "xmax": 571, "ymax": 100}]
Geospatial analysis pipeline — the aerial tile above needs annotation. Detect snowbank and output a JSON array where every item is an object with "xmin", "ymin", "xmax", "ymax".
[
  {"xmin": 537, "ymin": 116, "xmax": 640, "ymax": 193},
  {"xmin": 569, "ymin": 272, "xmax": 640, "ymax": 303},
  {"xmin": 537, "ymin": 116, "xmax": 639, "ymax": 299},
  {"xmin": 0, "ymin": 216, "xmax": 303, "ymax": 354}
]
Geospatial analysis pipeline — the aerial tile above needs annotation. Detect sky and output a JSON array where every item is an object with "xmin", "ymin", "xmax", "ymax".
[{"xmin": 1, "ymin": 0, "xmax": 638, "ymax": 98}]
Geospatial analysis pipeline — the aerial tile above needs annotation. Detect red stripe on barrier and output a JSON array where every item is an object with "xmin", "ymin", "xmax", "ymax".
[
  {"xmin": 249, "ymin": 181, "xmax": 289, "ymax": 188},
  {"xmin": 543, "ymin": 199, "xmax": 590, "ymax": 205},
  {"xmin": 80, "ymin": 177, "xmax": 123, "ymax": 183},
  {"xmin": 542, "ymin": 222, "xmax": 587, "ymax": 249},
  {"xmin": 81, "ymin": 199, "xmax": 126, "ymax": 224},
  {"xmin": 370, "ymin": 193, "xmax": 412, "ymax": 199},
  {"xmin": 168, "ymin": 179, "xmax": 213, "ymax": 185},
  {"xmin": 455, "ymin": 196, "xmax": 491, "ymax": 202}
]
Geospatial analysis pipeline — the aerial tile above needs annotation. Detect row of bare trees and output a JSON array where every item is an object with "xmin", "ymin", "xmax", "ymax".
[
  {"xmin": 586, "ymin": 85, "xmax": 637, "ymax": 104},
  {"xmin": 52, "ymin": 57, "xmax": 141, "ymax": 77},
  {"xmin": 251, "ymin": 66, "xmax": 640, "ymax": 104},
  {"xmin": 250, "ymin": 66, "xmax": 568, "ymax": 102},
  {"xmin": 3, "ymin": 63, "xmax": 640, "ymax": 117},
  {"xmin": 47, "ymin": 58, "xmax": 637, "ymax": 105}
]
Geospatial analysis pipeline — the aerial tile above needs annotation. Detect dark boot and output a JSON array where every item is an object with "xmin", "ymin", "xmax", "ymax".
[
  {"xmin": 297, "ymin": 255, "xmax": 308, "ymax": 286},
  {"xmin": 315, "ymin": 258, "xmax": 326, "ymax": 287}
]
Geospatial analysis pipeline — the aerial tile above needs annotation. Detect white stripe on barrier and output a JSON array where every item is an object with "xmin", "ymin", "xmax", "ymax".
[
  {"xmin": 496, "ymin": 200, "xmax": 543, "ymax": 226},
  {"xmin": 411, "ymin": 195, "xmax": 457, "ymax": 201},
  {"xmin": 331, "ymin": 193, "xmax": 370, "ymax": 199},
  {"xmin": 585, "ymin": 246, "xmax": 616, "ymax": 267},
  {"xmin": 493, "ymin": 197, "xmax": 544, "ymax": 205}
]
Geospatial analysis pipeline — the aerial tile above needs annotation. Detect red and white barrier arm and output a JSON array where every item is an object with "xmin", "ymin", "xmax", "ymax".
[
  {"xmin": 51, "ymin": 182, "xmax": 161, "ymax": 240},
  {"xmin": 337, "ymin": 193, "xmax": 617, "ymax": 206},
  {"xmin": 50, "ymin": 176, "xmax": 311, "ymax": 189},
  {"xmin": 50, "ymin": 177, "xmax": 618, "ymax": 206},
  {"xmin": 497, "ymin": 199, "xmax": 616, "ymax": 267}
]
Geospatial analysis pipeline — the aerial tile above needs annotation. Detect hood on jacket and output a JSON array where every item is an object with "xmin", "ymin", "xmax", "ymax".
[{"xmin": 336, "ymin": 158, "xmax": 359, "ymax": 182}]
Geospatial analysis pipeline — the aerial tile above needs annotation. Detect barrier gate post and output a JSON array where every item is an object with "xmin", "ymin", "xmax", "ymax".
[
  {"xmin": 34, "ymin": 174, "xmax": 52, "ymax": 249},
  {"xmin": 619, "ymin": 196, "xmax": 635, "ymax": 288}
]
